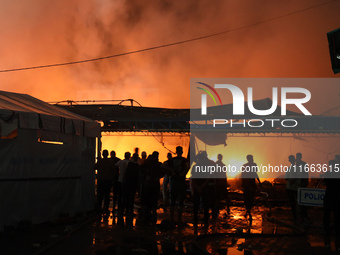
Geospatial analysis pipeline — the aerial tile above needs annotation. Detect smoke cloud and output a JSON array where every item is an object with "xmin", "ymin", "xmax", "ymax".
[
  {"xmin": 0, "ymin": 0, "xmax": 338, "ymax": 107},
  {"xmin": 0, "ymin": 0, "xmax": 339, "ymax": 165}
]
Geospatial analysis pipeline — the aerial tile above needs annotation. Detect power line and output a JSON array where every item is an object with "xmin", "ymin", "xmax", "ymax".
[{"xmin": 0, "ymin": 0, "xmax": 335, "ymax": 73}]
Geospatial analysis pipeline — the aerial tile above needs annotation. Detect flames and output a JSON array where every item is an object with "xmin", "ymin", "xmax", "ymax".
[{"xmin": 0, "ymin": 1, "xmax": 339, "ymax": 173}]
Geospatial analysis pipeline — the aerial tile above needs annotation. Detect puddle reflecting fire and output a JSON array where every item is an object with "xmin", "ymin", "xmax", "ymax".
[{"xmin": 92, "ymin": 204, "xmax": 316, "ymax": 254}]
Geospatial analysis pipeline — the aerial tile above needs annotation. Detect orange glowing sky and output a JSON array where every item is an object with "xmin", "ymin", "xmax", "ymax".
[{"xmin": 0, "ymin": 0, "xmax": 339, "ymax": 173}]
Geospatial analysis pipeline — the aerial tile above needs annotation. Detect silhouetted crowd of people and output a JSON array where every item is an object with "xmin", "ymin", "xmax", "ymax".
[
  {"xmin": 94, "ymin": 147, "xmax": 340, "ymax": 250},
  {"xmin": 285, "ymin": 153, "xmax": 340, "ymax": 249},
  {"xmin": 95, "ymin": 146, "xmax": 192, "ymax": 227},
  {"xmin": 94, "ymin": 146, "xmax": 236, "ymax": 228}
]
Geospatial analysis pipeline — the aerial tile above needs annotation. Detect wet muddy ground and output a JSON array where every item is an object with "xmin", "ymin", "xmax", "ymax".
[{"xmin": 2, "ymin": 199, "xmax": 339, "ymax": 255}]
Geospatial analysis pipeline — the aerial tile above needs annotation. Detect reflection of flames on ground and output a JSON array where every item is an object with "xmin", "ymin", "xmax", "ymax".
[{"xmin": 94, "ymin": 186, "xmax": 328, "ymax": 254}]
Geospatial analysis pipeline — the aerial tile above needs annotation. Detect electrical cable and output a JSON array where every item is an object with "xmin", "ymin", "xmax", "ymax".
[{"xmin": 0, "ymin": 0, "xmax": 335, "ymax": 73}]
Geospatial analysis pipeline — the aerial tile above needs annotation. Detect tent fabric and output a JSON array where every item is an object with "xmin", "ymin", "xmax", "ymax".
[
  {"xmin": 0, "ymin": 91, "xmax": 100, "ymax": 137},
  {"xmin": 0, "ymin": 91, "xmax": 90, "ymax": 119},
  {"xmin": 0, "ymin": 91, "xmax": 99, "ymax": 231}
]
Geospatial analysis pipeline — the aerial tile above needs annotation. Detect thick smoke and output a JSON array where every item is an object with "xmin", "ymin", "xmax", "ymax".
[
  {"xmin": 0, "ymin": 0, "xmax": 339, "ymax": 107},
  {"xmin": 0, "ymin": 0, "xmax": 339, "ymax": 168}
]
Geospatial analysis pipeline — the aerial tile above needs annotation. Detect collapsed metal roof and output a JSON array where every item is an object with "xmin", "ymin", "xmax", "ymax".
[{"xmin": 56, "ymin": 98, "xmax": 340, "ymax": 135}]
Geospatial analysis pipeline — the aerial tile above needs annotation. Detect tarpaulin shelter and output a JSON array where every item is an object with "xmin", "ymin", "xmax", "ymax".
[{"xmin": 0, "ymin": 91, "xmax": 101, "ymax": 231}]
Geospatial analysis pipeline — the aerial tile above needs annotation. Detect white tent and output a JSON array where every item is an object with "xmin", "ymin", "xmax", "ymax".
[{"xmin": 0, "ymin": 91, "xmax": 101, "ymax": 231}]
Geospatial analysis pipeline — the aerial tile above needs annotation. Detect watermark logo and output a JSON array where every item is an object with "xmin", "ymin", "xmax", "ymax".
[
  {"xmin": 191, "ymin": 78, "xmax": 339, "ymax": 180},
  {"xmin": 196, "ymin": 82, "xmax": 223, "ymax": 115},
  {"xmin": 197, "ymin": 82, "xmax": 312, "ymax": 116},
  {"xmin": 195, "ymin": 81, "xmax": 312, "ymax": 129}
]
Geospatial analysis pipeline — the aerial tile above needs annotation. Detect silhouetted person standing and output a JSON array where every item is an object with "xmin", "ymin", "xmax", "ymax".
[
  {"xmin": 122, "ymin": 153, "xmax": 140, "ymax": 227},
  {"xmin": 296, "ymin": 152, "xmax": 308, "ymax": 188},
  {"xmin": 296, "ymin": 152, "xmax": 309, "ymax": 223},
  {"xmin": 110, "ymin": 150, "xmax": 121, "ymax": 216},
  {"xmin": 241, "ymin": 155, "xmax": 261, "ymax": 222},
  {"xmin": 161, "ymin": 152, "xmax": 172, "ymax": 211},
  {"xmin": 285, "ymin": 155, "xmax": 298, "ymax": 222},
  {"xmin": 191, "ymin": 151, "xmax": 216, "ymax": 228},
  {"xmin": 134, "ymin": 147, "xmax": 140, "ymax": 157},
  {"xmin": 95, "ymin": 150, "xmax": 115, "ymax": 214},
  {"xmin": 115, "ymin": 151, "xmax": 131, "ymax": 224},
  {"xmin": 137, "ymin": 151, "xmax": 147, "ymax": 199},
  {"xmin": 215, "ymin": 154, "xmax": 230, "ymax": 216},
  {"xmin": 323, "ymin": 159, "xmax": 340, "ymax": 251},
  {"xmin": 140, "ymin": 151, "xmax": 164, "ymax": 225},
  {"xmin": 169, "ymin": 146, "xmax": 189, "ymax": 227}
]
